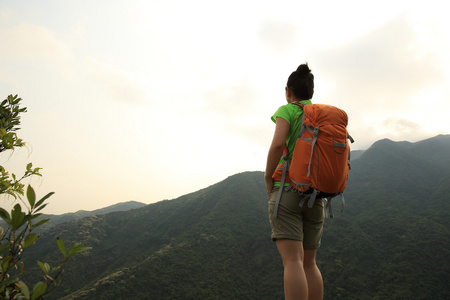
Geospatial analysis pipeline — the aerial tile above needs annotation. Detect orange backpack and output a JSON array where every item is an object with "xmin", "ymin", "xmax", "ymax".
[{"xmin": 272, "ymin": 102, "xmax": 354, "ymax": 218}]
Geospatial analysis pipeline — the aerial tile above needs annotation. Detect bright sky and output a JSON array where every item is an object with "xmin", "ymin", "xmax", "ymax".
[{"xmin": 1, "ymin": 0, "xmax": 449, "ymax": 214}]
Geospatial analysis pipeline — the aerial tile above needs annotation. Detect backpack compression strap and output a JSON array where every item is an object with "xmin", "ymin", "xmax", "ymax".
[
  {"xmin": 292, "ymin": 102, "xmax": 320, "ymax": 178},
  {"xmin": 323, "ymin": 194, "xmax": 346, "ymax": 218}
]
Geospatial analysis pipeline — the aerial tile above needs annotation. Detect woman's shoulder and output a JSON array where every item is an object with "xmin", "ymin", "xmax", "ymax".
[
  {"xmin": 276, "ymin": 102, "xmax": 301, "ymax": 111},
  {"xmin": 272, "ymin": 103, "xmax": 299, "ymax": 123},
  {"xmin": 272, "ymin": 100, "xmax": 312, "ymax": 120},
  {"xmin": 273, "ymin": 103, "xmax": 290, "ymax": 117},
  {"xmin": 277, "ymin": 103, "xmax": 304, "ymax": 114}
]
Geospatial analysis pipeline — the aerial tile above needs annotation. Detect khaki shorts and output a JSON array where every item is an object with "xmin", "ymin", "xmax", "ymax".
[{"xmin": 268, "ymin": 187, "xmax": 325, "ymax": 249}]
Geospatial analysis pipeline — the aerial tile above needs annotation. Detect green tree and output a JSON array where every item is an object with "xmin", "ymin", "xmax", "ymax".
[{"xmin": 0, "ymin": 95, "xmax": 90, "ymax": 299}]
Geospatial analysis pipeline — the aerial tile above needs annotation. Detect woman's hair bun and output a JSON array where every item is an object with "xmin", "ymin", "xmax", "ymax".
[
  {"xmin": 296, "ymin": 63, "xmax": 311, "ymax": 76},
  {"xmin": 287, "ymin": 63, "xmax": 314, "ymax": 99}
]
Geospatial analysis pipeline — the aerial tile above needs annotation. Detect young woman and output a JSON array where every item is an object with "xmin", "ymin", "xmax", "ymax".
[{"xmin": 265, "ymin": 63, "xmax": 324, "ymax": 300}]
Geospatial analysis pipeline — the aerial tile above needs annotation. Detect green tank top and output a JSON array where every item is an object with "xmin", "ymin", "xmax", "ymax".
[{"xmin": 271, "ymin": 99, "xmax": 312, "ymax": 164}]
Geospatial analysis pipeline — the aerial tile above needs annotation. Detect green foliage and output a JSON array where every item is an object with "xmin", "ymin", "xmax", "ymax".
[
  {"xmin": 0, "ymin": 95, "xmax": 42, "ymax": 199},
  {"xmin": 0, "ymin": 95, "xmax": 27, "ymax": 152},
  {"xmin": 0, "ymin": 95, "xmax": 91, "ymax": 299}
]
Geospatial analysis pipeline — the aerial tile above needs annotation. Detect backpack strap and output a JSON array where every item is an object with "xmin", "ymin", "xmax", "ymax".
[
  {"xmin": 322, "ymin": 194, "xmax": 346, "ymax": 219},
  {"xmin": 348, "ymin": 134, "xmax": 355, "ymax": 143},
  {"xmin": 293, "ymin": 102, "xmax": 319, "ymax": 177},
  {"xmin": 292, "ymin": 101, "xmax": 306, "ymax": 108},
  {"xmin": 348, "ymin": 134, "xmax": 354, "ymax": 170},
  {"xmin": 299, "ymin": 188, "xmax": 320, "ymax": 209},
  {"xmin": 340, "ymin": 193, "xmax": 345, "ymax": 213},
  {"xmin": 308, "ymin": 126, "xmax": 320, "ymax": 176},
  {"xmin": 272, "ymin": 152, "xmax": 290, "ymax": 218},
  {"xmin": 324, "ymin": 197, "xmax": 334, "ymax": 218}
]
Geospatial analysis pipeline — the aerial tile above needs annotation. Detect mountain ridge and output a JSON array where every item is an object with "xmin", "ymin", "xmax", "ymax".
[
  {"xmin": 19, "ymin": 134, "xmax": 450, "ymax": 299},
  {"xmin": 0, "ymin": 200, "xmax": 147, "ymax": 234}
]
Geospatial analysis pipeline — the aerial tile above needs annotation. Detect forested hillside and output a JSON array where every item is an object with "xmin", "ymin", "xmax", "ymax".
[{"xmin": 21, "ymin": 135, "xmax": 450, "ymax": 299}]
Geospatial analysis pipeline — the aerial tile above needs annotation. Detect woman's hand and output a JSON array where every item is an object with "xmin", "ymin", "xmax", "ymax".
[
  {"xmin": 265, "ymin": 175, "xmax": 274, "ymax": 193},
  {"xmin": 265, "ymin": 177, "xmax": 273, "ymax": 193},
  {"xmin": 265, "ymin": 117, "xmax": 290, "ymax": 194}
]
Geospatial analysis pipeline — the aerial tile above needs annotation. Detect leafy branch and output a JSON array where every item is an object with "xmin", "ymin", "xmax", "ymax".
[{"xmin": 0, "ymin": 94, "xmax": 90, "ymax": 299}]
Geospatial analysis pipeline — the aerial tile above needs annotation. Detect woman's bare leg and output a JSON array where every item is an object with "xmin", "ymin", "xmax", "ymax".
[
  {"xmin": 303, "ymin": 249, "xmax": 323, "ymax": 300},
  {"xmin": 276, "ymin": 239, "xmax": 308, "ymax": 300}
]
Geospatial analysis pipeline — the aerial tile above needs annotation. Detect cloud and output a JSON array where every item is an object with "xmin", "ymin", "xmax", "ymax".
[
  {"xmin": 205, "ymin": 81, "xmax": 257, "ymax": 116},
  {"xmin": 226, "ymin": 121, "xmax": 273, "ymax": 147},
  {"xmin": 258, "ymin": 20, "xmax": 298, "ymax": 52},
  {"xmin": 80, "ymin": 58, "xmax": 149, "ymax": 105},
  {"xmin": 0, "ymin": 8, "xmax": 13, "ymax": 25},
  {"xmin": 380, "ymin": 118, "xmax": 420, "ymax": 135},
  {"xmin": 298, "ymin": 14, "xmax": 449, "ymax": 149},
  {"xmin": 0, "ymin": 19, "xmax": 147, "ymax": 106},
  {"xmin": 351, "ymin": 116, "xmax": 437, "ymax": 149},
  {"xmin": 0, "ymin": 23, "xmax": 70, "ymax": 60},
  {"xmin": 311, "ymin": 15, "xmax": 445, "ymax": 110}
]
